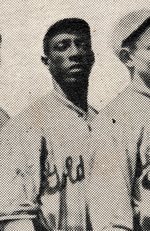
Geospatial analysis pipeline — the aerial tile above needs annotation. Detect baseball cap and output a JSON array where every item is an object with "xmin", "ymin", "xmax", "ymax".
[
  {"xmin": 43, "ymin": 18, "xmax": 91, "ymax": 57},
  {"xmin": 112, "ymin": 8, "xmax": 150, "ymax": 56}
]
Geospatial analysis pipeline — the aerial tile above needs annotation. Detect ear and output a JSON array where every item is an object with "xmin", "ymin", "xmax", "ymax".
[
  {"xmin": 118, "ymin": 48, "xmax": 134, "ymax": 68},
  {"xmin": 41, "ymin": 56, "xmax": 48, "ymax": 65}
]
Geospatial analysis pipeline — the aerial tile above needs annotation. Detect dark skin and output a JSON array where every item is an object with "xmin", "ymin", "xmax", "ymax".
[{"xmin": 44, "ymin": 32, "xmax": 94, "ymax": 112}]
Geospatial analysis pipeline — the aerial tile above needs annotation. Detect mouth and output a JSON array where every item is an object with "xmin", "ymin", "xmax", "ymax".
[{"xmin": 69, "ymin": 64, "xmax": 84, "ymax": 71}]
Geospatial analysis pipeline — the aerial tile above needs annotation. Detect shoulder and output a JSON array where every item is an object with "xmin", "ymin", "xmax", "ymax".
[
  {"xmin": 0, "ymin": 94, "xmax": 50, "ymax": 139},
  {"xmin": 0, "ymin": 101, "xmax": 46, "ymax": 164},
  {"xmin": 91, "ymin": 85, "xmax": 134, "ymax": 142},
  {"xmin": 92, "ymin": 84, "xmax": 148, "ymax": 149},
  {"xmin": 0, "ymin": 107, "xmax": 10, "ymax": 130},
  {"xmin": 0, "ymin": 91, "xmax": 59, "ymax": 143},
  {"xmin": 15, "ymin": 92, "xmax": 56, "ymax": 127},
  {"xmin": 93, "ymin": 84, "xmax": 137, "ymax": 127}
]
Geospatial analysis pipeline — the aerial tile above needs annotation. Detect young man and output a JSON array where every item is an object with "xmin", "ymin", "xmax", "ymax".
[
  {"xmin": 0, "ymin": 18, "xmax": 98, "ymax": 231},
  {"xmin": 89, "ymin": 9, "xmax": 150, "ymax": 231}
]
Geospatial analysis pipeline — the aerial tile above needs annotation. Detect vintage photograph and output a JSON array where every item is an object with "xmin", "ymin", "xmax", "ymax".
[{"xmin": 0, "ymin": 0, "xmax": 150, "ymax": 230}]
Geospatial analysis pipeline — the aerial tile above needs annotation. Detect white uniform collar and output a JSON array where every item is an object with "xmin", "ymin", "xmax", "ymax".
[{"xmin": 52, "ymin": 79, "xmax": 98, "ymax": 120}]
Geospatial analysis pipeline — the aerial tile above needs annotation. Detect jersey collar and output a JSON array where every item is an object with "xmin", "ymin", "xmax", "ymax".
[{"xmin": 52, "ymin": 79, "xmax": 98, "ymax": 120}]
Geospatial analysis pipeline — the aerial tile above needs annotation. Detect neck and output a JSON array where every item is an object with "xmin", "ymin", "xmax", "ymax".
[
  {"xmin": 65, "ymin": 83, "xmax": 88, "ymax": 112},
  {"xmin": 53, "ymin": 78, "xmax": 89, "ymax": 112}
]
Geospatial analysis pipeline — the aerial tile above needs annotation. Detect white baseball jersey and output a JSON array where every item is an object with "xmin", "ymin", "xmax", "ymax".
[
  {"xmin": 0, "ymin": 88, "xmax": 98, "ymax": 230},
  {"xmin": 89, "ymin": 79, "xmax": 150, "ymax": 231}
]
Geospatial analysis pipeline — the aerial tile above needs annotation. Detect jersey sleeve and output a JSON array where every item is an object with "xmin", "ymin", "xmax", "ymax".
[{"xmin": 0, "ymin": 118, "xmax": 41, "ymax": 221}]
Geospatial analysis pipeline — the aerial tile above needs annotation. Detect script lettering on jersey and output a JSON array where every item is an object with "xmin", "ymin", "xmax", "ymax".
[
  {"xmin": 47, "ymin": 155, "xmax": 85, "ymax": 194},
  {"xmin": 39, "ymin": 136, "xmax": 85, "ymax": 195}
]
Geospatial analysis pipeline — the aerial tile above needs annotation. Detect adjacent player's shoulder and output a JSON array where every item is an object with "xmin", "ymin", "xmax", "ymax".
[
  {"xmin": 92, "ymin": 85, "xmax": 134, "ymax": 138},
  {"xmin": 95, "ymin": 84, "xmax": 133, "ymax": 123}
]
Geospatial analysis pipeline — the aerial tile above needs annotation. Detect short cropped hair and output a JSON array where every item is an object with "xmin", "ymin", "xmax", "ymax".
[
  {"xmin": 43, "ymin": 18, "xmax": 91, "ymax": 57},
  {"xmin": 122, "ymin": 17, "xmax": 150, "ymax": 50}
]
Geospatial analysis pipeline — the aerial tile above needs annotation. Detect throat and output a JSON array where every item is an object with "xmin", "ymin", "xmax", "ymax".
[{"xmin": 62, "ymin": 82, "xmax": 88, "ymax": 112}]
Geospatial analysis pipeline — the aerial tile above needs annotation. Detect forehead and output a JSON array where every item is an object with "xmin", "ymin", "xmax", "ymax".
[{"xmin": 50, "ymin": 32, "xmax": 89, "ymax": 43}]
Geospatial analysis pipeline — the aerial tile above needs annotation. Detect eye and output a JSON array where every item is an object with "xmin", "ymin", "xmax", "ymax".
[
  {"xmin": 75, "ymin": 40, "xmax": 90, "ymax": 50},
  {"xmin": 53, "ymin": 41, "xmax": 70, "ymax": 51}
]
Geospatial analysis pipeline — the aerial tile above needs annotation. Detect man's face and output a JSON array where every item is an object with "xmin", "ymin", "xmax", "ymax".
[
  {"xmin": 131, "ymin": 27, "xmax": 150, "ymax": 87},
  {"xmin": 47, "ymin": 32, "xmax": 94, "ymax": 84}
]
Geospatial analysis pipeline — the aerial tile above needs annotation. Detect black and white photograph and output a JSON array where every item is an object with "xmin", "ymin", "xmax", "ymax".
[{"xmin": 0, "ymin": 0, "xmax": 150, "ymax": 230}]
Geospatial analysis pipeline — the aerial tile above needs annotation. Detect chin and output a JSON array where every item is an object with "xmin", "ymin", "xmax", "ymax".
[
  {"xmin": 65, "ymin": 77, "xmax": 80, "ymax": 83},
  {"xmin": 67, "ymin": 71, "xmax": 89, "ymax": 80}
]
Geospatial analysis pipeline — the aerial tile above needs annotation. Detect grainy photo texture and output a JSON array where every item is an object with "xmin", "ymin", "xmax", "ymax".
[{"xmin": 0, "ymin": 1, "xmax": 150, "ymax": 231}]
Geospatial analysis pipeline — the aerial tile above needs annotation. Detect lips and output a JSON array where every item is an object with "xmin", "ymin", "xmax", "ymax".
[{"xmin": 69, "ymin": 64, "xmax": 84, "ymax": 70}]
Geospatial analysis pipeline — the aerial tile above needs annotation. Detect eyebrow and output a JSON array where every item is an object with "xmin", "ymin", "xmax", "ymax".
[{"xmin": 54, "ymin": 39, "xmax": 71, "ymax": 43}]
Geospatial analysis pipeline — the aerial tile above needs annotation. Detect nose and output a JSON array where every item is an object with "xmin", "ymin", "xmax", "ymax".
[
  {"xmin": 70, "ymin": 42, "xmax": 80, "ymax": 55},
  {"xmin": 69, "ymin": 42, "xmax": 83, "ymax": 62}
]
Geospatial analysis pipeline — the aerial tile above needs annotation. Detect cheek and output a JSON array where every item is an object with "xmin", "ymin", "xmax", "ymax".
[
  {"xmin": 52, "ymin": 55, "xmax": 62, "ymax": 63},
  {"xmin": 50, "ymin": 52, "xmax": 67, "ymax": 67},
  {"xmin": 134, "ymin": 51, "xmax": 150, "ymax": 70},
  {"xmin": 136, "ymin": 50, "xmax": 150, "ymax": 63}
]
